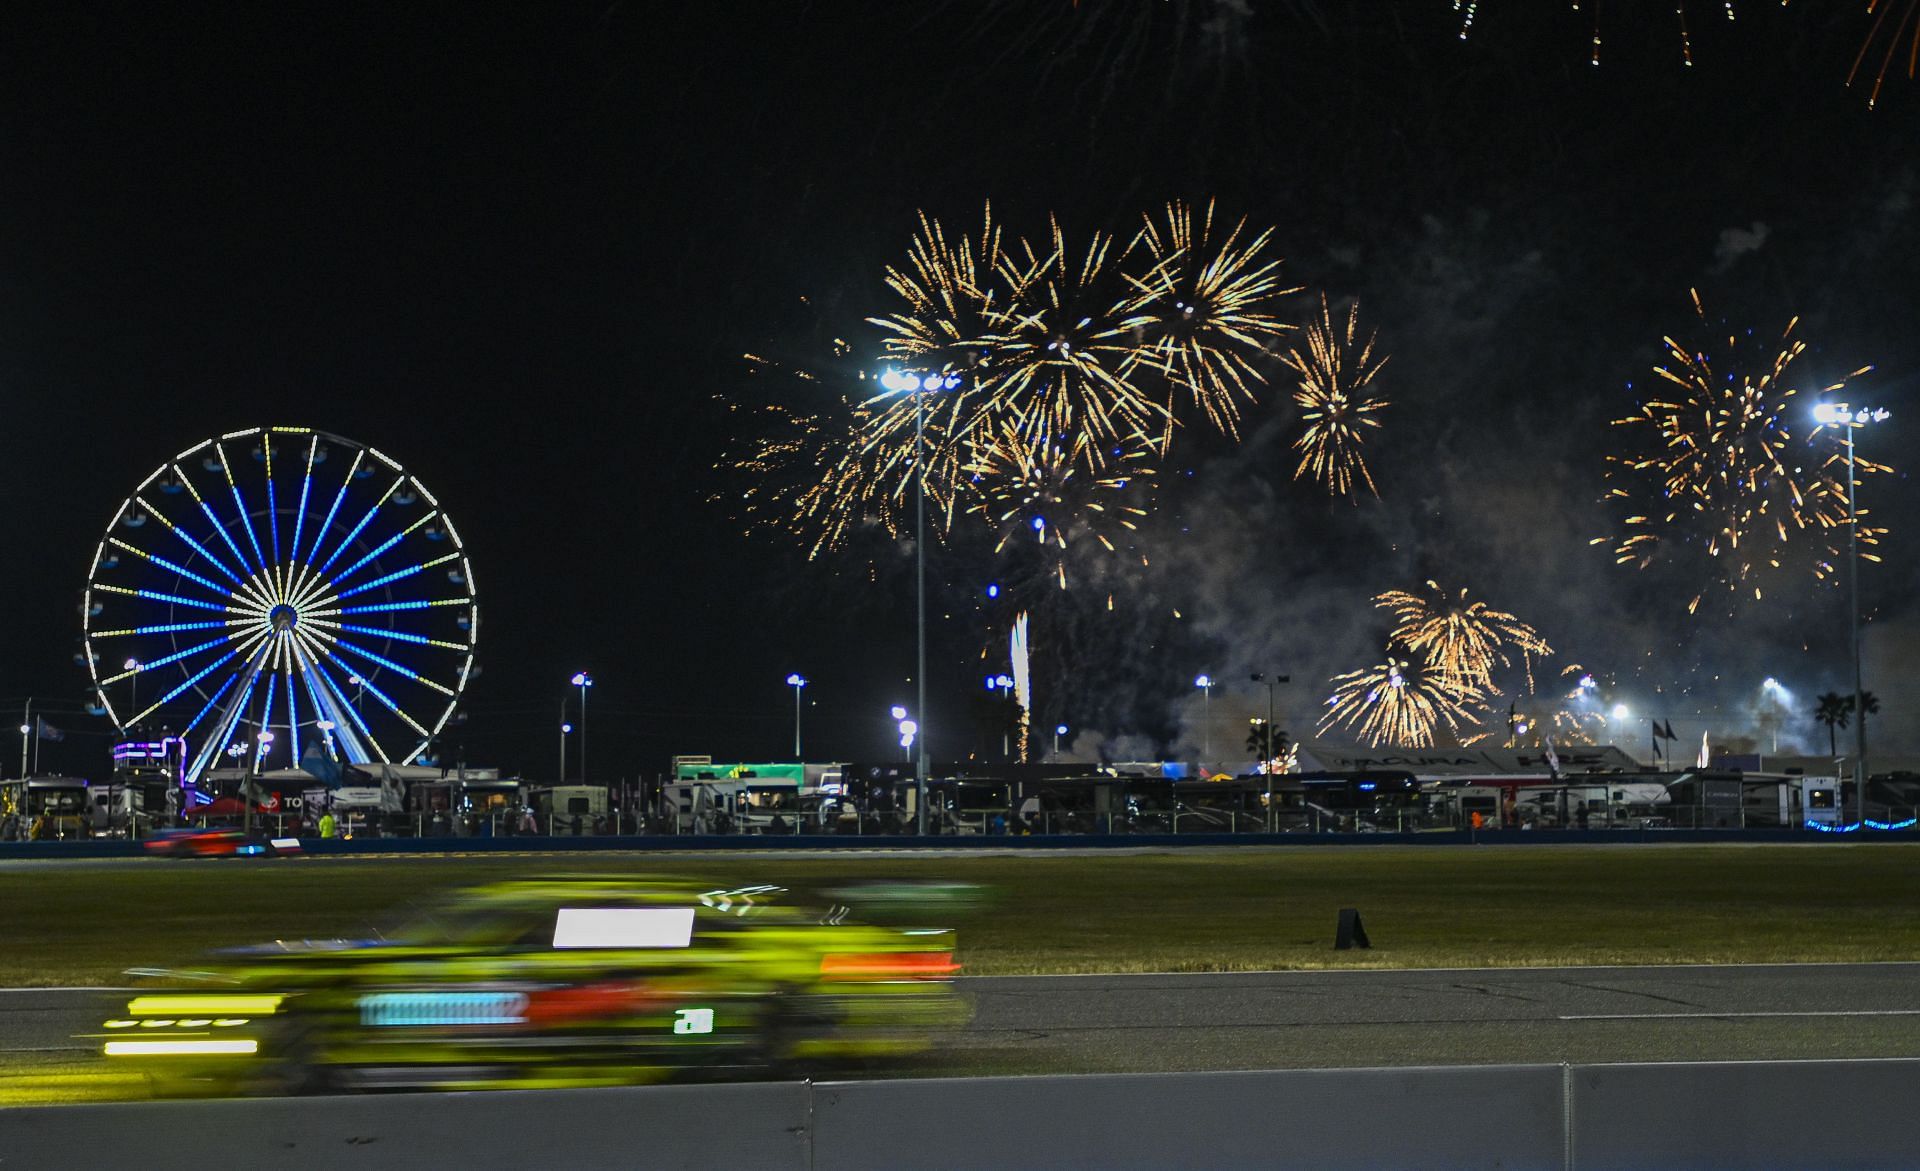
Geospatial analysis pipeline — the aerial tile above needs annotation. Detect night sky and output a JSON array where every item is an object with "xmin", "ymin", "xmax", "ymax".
[{"xmin": 3, "ymin": 2, "xmax": 1917, "ymax": 779}]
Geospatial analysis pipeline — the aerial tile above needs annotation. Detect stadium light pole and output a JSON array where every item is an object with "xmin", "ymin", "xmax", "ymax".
[
  {"xmin": 1054, "ymin": 723, "xmax": 1068, "ymax": 757},
  {"xmin": 125, "ymin": 658, "xmax": 142, "ymax": 727},
  {"xmin": 1194, "ymin": 675, "xmax": 1215, "ymax": 762},
  {"xmin": 570, "ymin": 672, "xmax": 593, "ymax": 783},
  {"xmin": 1250, "ymin": 673, "xmax": 1289, "ymax": 772},
  {"xmin": 883, "ymin": 368, "xmax": 960, "ymax": 833},
  {"xmin": 1814, "ymin": 401, "xmax": 1888, "ymax": 828},
  {"xmin": 558, "ymin": 697, "xmax": 571, "ymax": 783},
  {"xmin": 786, "ymin": 674, "xmax": 808, "ymax": 759}
]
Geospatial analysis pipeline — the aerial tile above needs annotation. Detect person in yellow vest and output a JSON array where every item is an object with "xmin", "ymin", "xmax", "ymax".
[{"xmin": 318, "ymin": 809, "xmax": 338, "ymax": 839}]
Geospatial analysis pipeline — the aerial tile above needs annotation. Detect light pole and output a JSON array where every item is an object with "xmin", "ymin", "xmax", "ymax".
[
  {"xmin": 892, "ymin": 706, "xmax": 916, "ymax": 764},
  {"xmin": 1054, "ymin": 724, "xmax": 1068, "ymax": 756},
  {"xmin": 1194, "ymin": 675, "xmax": 1215, "ymax": 762},
  {"xmin": 786, "ymin": 674, "xmax": 808, "ymax": 759},
  {"xmin": 1814, "ymin": 401, "xmax": 1888, "ymax": 827},
  {"xmin": 125, "ymin": 658, "xmax": 142, "ymax": 727},
  {"xmin": 882, "ymin": 368, "xmax": 959, "ymax": 834},
  {"xmin": 17, "ymin": 723, "xmax": 29, "ymax": 780},
  {"xmin": 987, "ymin": 674, "xmax": 1014, "ymax": 759},
  {"xmin": 1250, "ymin": 673, "xmax": 1289, "ymax": 772},
  {"xmin": 570, "ymin": 672, "xmax": 593, "ymax": 783},
  {"xmin": 558, "ymin": 716, "xmax": 572, "ymax": 785}
]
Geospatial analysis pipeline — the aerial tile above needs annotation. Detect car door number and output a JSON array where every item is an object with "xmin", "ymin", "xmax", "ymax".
[{"xmin": 672, "ymin": 1007, "xmax": 714, "ymax": 1034}]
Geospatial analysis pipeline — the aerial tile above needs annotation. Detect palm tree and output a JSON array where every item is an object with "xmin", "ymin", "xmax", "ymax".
[
  {"xmin": 1246, "ymin": 719, "xmax": 1289, "ymax": 768},
  {"xmin": 1815, "ymin": 692, "xmax": 1851, "ymax": 756},
  {"xmin": 1847, "ymin": 691, "xmax": 1881, "ymax": 743}
]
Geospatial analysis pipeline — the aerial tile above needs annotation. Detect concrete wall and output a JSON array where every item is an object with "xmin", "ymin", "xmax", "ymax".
[{"xmin": 3, "ymin": 1061, "xmax": 1917, "ymax": 1169}]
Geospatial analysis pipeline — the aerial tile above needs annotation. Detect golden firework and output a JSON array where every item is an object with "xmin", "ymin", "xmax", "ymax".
[
  {"xmin": 1601, "ymin": 290, "xmax": 1887, "ymax": 614},
  {"xmin": 1319, "ymin": 653, "xmax": 1489, "ymax": 748},
  {"xmin": 1284, "ymin": 294, "xmax": 1389, "ymax": 500},
  {"xmin": 961, "ymin": 421, "xmax": 1155, "ymax": 590},
  {"xmin": 1127, "ymin": 199, "xmax": 1298, "ymax": 441},
  {"xmin": 1374, "ymin": 581, "xmax": 1551, "ymax": 694}
]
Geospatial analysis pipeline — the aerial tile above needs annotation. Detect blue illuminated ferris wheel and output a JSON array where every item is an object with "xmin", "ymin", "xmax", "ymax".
[{"xmin": 81, "ymin": 426, "xmax": 478, "ymax": 787}]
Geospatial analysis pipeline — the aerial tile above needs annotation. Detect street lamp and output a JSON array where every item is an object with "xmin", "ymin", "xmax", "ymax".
[
  {"xmin": 558, "ymin": 718, "xmax": 572, "ymax": 785},
  {"xmin": 1250, "ymin": 673, "xmax": 1289, "ymax": 773},
  {"xmin": 893, "ymin": 706, "xmax": 918, "ymax": 763},
  {"xmin": 570, "ymin": 672, "xmax": 593, "ymax": 783},
  {"xmin": 786, "ymin": 674, "xmax": 808, "ymax": 759},
  {"xmin": 882, "ymin": 368, "xmax": 961, "ymax": 834},
  {"xmin": 1194, "ymin": 675, "xmax": 1215, "ymax": 761},
  {"xmin": 1814, "ymin": 401, "xmax": 1889, "ymax": 827},
  {"xmin": 125, "ymin": 658, "xmax": 142, "ymax": 726},
  {"xmin": 986, "ymin": 674, "xmax": 1014, "ymax": 759},
  {"xmin": 1054, "ymin": 723, "xmax": 1068, "ymax": 756}
]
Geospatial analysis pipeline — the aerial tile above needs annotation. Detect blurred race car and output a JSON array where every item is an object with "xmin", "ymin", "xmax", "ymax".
[
  {"xmin": 93, "ymin": 877, "xmax": 966, "ymax": 1092},
  {"xmin": 142, "ymin": 828, "xmax": 303, "ymax": 858}
]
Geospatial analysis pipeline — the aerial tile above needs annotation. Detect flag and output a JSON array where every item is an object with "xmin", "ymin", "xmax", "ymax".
[
  {"xmin": 33, "ymin": 717, "xmax": 63, "ymax": 743},
  {"xmin": 1544, "ymin": 736, "xmax": 1561, "ymax": 778},
  {"xmin": 1650, "ymin": 719, "xmax": 1663, "ymax": 762},
  {"xmin": 299, "ymin": 740, "xmax": 342, "ymax": 787},
  {"xmin": 1661, "ymin": 720, "xmax": 1678, "ymax": 741}
]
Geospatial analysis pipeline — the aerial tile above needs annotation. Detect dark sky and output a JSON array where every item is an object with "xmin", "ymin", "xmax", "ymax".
[{"xmin": 2, "ymin": 2, "xmax": 1917, "ymax": 778}]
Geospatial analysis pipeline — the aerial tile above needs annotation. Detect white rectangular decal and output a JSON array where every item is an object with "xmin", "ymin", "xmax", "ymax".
[{"xmin": 552, "ymin": 907, "xmax": 696, "ymax": 949}]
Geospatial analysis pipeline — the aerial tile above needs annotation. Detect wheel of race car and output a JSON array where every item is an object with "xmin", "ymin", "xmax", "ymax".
[
  {"xmin": 753, "ymin": 987, "xmax": 836, "ymax": 1079},
  {"xmin": 255, "ymin": 1014, "xmax": 338, "ymax": 1096}
]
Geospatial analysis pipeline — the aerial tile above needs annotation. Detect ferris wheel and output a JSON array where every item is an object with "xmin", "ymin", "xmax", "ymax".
[{"xmin": 81, "ymin": 426, "xmax": 478, "ymax": 787}]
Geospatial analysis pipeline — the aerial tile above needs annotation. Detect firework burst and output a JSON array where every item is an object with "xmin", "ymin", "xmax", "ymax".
[
  {"xmin": 1319, "ymin": 652, "xmax": 1490, "ymax": 748},
  {"xmin": 1374, "ymin": 581, "xmax": 1552, "ymax": 694},
  {"xmin": 1452, "ymin": 2, "xmax": 1736, "ymax": 67},
  {"xmin": 1847, "ymin": 0, "xmax": 1920, "ymax": 107},
  {"xmin": 976, "ymin": 216, "xmax": 1171, "ymax": 464},
  {"xmin": 1284, "ymin": 294, "xmax": 1389, "ymax": 500},
  {"xmin": 1127, "ymin": 199, "xmax": 1298, "ymax": 441},
  {"xmin": 1602, "ymin": 290, "xmax": 1887, "ymax": 615},
  {"xmin": 963, "ymin": 422, "xmax": 1156, "ymax": 589}
]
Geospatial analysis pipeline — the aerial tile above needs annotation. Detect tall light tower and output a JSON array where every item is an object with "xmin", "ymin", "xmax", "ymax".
[
  {"xmin": 570, "ymin": 672, "xmax": 593, "ymax": 783},
  {"xmin": 786, "ymin": 674, "xmax": 808, "ymax": 759},
  {"xmin": 1194, "ymin": 674, "xmax": 1215, "ymax": 762},
  {"xmin": 1813, "ymin": 401, "xmax": 1888, "ymax": 828},
  {"xmin": 881, "ymin": 368, "xmax": 959, "ymax": 833}
]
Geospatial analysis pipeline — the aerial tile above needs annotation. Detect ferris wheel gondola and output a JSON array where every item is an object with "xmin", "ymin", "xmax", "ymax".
[{"xmin": 81, "ymin": 426, "xmax": 478, "ymax": 788}]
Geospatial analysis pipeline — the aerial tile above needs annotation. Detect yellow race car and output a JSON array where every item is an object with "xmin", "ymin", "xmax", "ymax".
[{"xmin": 94, "ymin": 877, "xmax": 968, "ymax": 1093}]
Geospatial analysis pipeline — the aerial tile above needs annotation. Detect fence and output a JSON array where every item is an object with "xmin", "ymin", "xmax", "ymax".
[{"xmin": 3, "ymin": 1060, "xmax": 1918, "ymax": 1169}]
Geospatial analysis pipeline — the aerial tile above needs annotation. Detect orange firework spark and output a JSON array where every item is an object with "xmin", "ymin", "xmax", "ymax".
[{"xmin": 1284, "ymin": 294, "xmax": 1389, "ymax": 500}]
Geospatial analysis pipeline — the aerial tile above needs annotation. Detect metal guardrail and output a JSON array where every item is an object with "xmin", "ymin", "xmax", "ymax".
[
  {"xmin": 3, "ymin": 825, "xmax": 1919, "ymax": 859},
  {"xmin": 3, "ymin": 1060, "xmax": 1917, "ymax": 1169}
]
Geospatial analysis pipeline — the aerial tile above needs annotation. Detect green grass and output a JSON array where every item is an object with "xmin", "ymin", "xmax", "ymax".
[{"xmin": 7, "ymin": 843, "xmax": 1920, "ymax": 986}]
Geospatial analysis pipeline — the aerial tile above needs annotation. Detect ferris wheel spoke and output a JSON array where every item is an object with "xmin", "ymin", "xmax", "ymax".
[
  {"xmin": 335, "ymin": 623, "xmax": 469, "ymax": 651},
  {"xmin": 338, "ymin": 596, "xmax": 473, "ymax": 614},
  {"xmin": 331, "ymin": 511, "xmax": 439, "ymax": 587},
  {"xmin": 283, "ymin": 663, "xmax": 301, "ymax": 766},
  {"xmin": 173, "ymin": 468, "xmax": 257, "ymax": 580},
  {"xmin": 263, "ymin": 436, "xmax": 284, "ymax": 580},
  {"xmin": 290, "ymin": 641, "xmax": 365, "ymax": 764},
  {"xmin": 314, "ymin": 633, "xmax": 455, "ymax": 697},
  {"xmin": 215, "ymin": 445, "xmax": 270, "ymax": 574},
  {"xmin": 100, "ymin": 628, "xmax": 255, "ymax": 684},
  {"xmin": 296, "ymin": 634, "xmax": 400, "ymax": 759},
  {"xmin": 96, "ymin": 586, "xmax": 227, "ymax": 614},
  {"xmin": 335, "ymin": 552, "xmax": 460, "ymax": 600},
  {"xmin": 137, "ymin": 496, "xmax": 246, "ymax": 586},
  {"xmin": 107, "ymin": 538, "xmax": 229, "ymax": 599},
  {"xmin": 88, "ymin": 618, "xmax": 237, "ymax": 639},
  {"xmin": 319, "ymin": 475, "xmax": 406, "ymax": 576},
  {"xmin": 179, "ymin": 670, "xmax": 241, "ymax": 738},
  {"xmin": 303, "ymin": 448, "xmax": 364, "ymax": 566},
  {"xmin": 287, "ymin": 436, "xmax": 319, "ymax": 576},
  {"xmin": 297, "ymin": 649, "xmax": 382, "ymax": 765},
  {"xmin": 184, "ymin": 653, "xmax": 270, "ymax": 786},
  {"xmin": 127, "ymin": 647, "xmax": 242, "ymax": 728}
]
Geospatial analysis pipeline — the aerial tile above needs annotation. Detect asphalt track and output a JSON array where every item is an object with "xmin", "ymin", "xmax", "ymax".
[{"xmin": 6, "ymin": 962, "xmax": 1920, "ymax": 1103}]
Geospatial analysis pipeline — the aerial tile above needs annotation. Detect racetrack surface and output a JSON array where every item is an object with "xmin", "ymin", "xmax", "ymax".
[{"xmin": 9, "ymin": 962, "xmax": 1920, "ymax": 1103}]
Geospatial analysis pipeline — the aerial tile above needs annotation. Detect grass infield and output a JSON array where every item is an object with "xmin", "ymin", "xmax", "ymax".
[{"xmin": 5, "ymin": 843, "xmax": 1918, "ymax": 986}]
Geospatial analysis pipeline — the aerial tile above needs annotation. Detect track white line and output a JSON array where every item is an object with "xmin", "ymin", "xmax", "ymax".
[
  {"xmin": 964, "ymin": 960, "xmax": 1920, "ymax": 981},
  {"xmin": 1561, "ymin": 1009, "xmax": 1920, "ymax": 1021}
]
